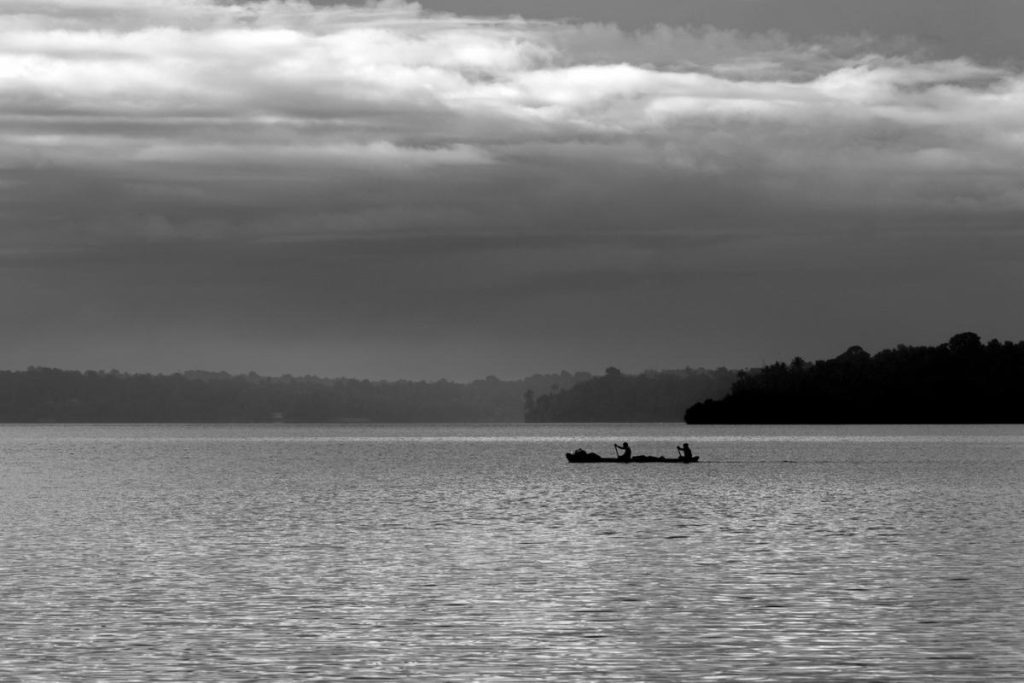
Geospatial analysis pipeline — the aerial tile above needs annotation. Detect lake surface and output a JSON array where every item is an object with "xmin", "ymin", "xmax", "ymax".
[{"xmin": 1, "ymin": 424, "xmax": 1022, "ymax": 681}]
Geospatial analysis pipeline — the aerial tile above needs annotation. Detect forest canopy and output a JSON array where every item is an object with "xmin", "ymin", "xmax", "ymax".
[
  {"xmin": 525, "ymin": 367, "xmax": 736, "ymax": 423},
  {"xmin": 0, "ymin": 368, "xmax": 591, "ymax": 423},
  {"xmin": 4, "ymin": 332, "xmax": 1020, "ymax": 424},
  {"xmin": 685, "ymin": 333, "xmax": 1024, "ymax": 424}
]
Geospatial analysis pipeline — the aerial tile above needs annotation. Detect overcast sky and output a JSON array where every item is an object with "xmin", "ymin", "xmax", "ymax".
[{"xmin": 2, "ymin": 0, "xmax": 1023, "ymax": 380}]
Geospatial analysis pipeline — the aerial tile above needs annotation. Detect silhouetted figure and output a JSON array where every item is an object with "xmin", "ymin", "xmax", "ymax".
[
  {"xmin": 614, "ymin": 441, "xmax": 632, "ymax": 461},
  {"xmin": 677, "ymin": 443, "xmax": 694, "ymax": 460}
]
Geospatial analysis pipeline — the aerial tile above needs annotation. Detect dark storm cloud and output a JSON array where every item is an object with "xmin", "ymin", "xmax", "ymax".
[{"xmin": 2, "ymin": 0, "xmax": 1023, "ymax": 378}]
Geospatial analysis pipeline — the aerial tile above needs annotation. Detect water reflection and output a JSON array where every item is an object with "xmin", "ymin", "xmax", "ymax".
[{"xmin": 0, "ymin": 424, "xmax": 1022, "ymax": 680}]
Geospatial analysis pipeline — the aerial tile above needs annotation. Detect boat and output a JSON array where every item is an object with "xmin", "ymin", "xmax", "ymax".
[{"xmin": 565, "ymin": 450, "xmax": 699, "ymax": 463}]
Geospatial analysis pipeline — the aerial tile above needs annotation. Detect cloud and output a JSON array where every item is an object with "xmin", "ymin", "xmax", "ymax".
[{"xmin": 1, "ymin": 0, "xmax": 1023, "ymax": 249}]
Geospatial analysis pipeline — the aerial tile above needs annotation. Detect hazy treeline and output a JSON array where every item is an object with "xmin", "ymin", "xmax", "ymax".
[
  {"xmin": 525, "ymin": 367, "xmax": 737, "ymax": 422},
  {"xmin": 0, "ymin": 367, "xmax": 593, "ymax": 423},
  {"xmin": 686, "ymin": 332, "xmax": 1024, "ymax": 424},
  {"xmin": 9, "ymin": 332, "xmax": 1016, "ymax": 424}
]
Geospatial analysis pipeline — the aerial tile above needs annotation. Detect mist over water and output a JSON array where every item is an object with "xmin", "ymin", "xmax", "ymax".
[{"xmin": 1, "ymin": 424, "xmax": 1022, "ymax": 681}]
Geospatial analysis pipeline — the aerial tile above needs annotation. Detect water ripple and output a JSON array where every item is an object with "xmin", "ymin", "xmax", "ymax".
[{"xmin": 0, "ymin": 424, "xmax": 1022, "ymax": 681}]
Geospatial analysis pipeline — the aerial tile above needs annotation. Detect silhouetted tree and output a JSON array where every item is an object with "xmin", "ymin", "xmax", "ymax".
[{"xmin": 685, "ymin": 333, "xmax": 1024, "ymax": 424}]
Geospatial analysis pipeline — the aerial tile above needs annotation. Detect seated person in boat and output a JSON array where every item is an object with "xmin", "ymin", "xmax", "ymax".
[
  {"xmin": 613, "ymin": 441, "xmax": 632, "ymax": 461},
  {"xmin": 677, "ymin": 443, "xmax": 694, "ymax": 460}
]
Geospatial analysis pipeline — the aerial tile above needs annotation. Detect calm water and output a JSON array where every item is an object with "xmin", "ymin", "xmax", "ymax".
[{"xmin": 1, "ymin": 424, "xmax": 1022, "ymax": 681}]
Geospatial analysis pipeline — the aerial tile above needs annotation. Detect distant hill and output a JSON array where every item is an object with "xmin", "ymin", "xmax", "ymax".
[
  {"xmin": 685, "ymin": 332, "xmax": 1024, "ymax": 424},
  {"xmin": 0, "ymin": 367, "xmax": 592, "ymax": 423},
  {"xmin": 525, "ymin": 367, "xmax": 737, "ymax": 422}
]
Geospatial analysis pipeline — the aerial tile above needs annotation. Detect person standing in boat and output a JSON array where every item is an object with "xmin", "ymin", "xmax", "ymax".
[
  {"xmin": 677, "ymin": 443, "xmax": 694, "ymax": 460},
  {"xmin": 614, "ymin": 441, "xmax": 632, "ymax": 461}
]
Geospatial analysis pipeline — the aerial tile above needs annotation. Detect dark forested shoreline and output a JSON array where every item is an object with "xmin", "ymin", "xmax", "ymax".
[
  {"xmin": 686, "ymin": 333, "xmax": 1024, "ymax": 424},
  {"xmin": 4, "ymin": 332, "xmax": 1021, "ymax": 424}
]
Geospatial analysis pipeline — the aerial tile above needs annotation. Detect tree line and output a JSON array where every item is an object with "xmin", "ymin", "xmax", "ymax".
[
  {"xmin": 525, "ymin": 366, "xmax": 737, "ymax": 422},
  {"xmin": 6, "ymin": 332, "xmax": 1014, "ymax": 424},
  {"xmin": 685, "ymin": 332, "xmax": 1024, "ymax": 424},
  {"xmin": 0, "ymin": 367, "xmax": 592, "ymax": 423}
]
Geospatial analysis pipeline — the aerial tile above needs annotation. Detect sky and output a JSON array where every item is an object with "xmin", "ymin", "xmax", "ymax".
[{"xmin": 2, "ymin": 0, "xmax": 1023, "ymax": 380}]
